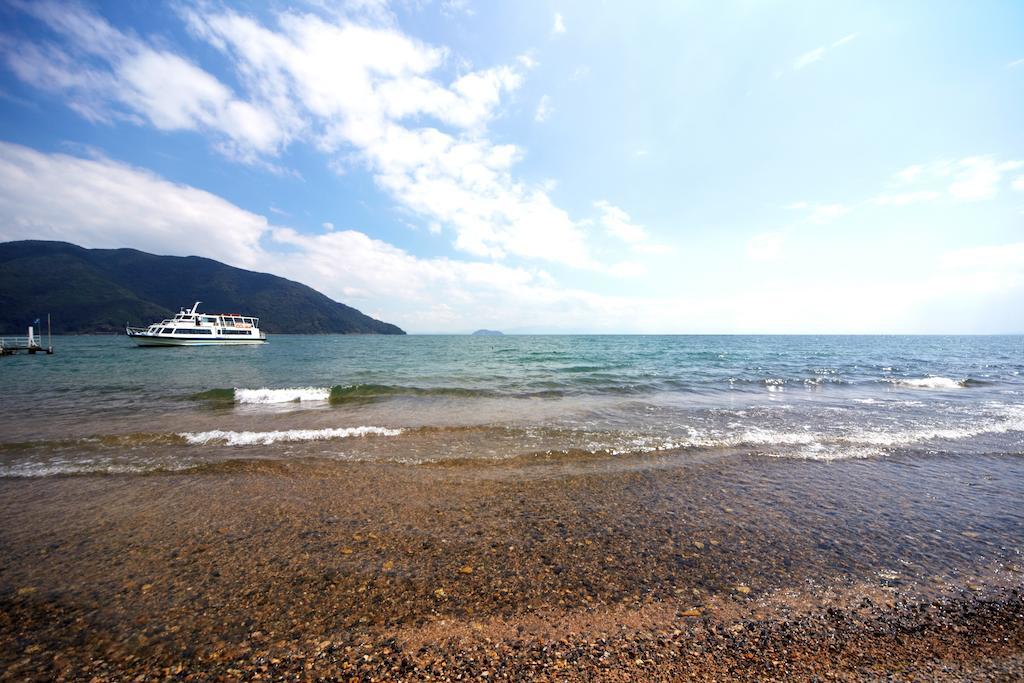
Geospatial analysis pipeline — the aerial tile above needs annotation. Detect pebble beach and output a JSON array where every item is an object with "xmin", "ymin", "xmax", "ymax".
[{"xmin": 2, "ymin": 449, "xmax": 1022, "ymax": 680}]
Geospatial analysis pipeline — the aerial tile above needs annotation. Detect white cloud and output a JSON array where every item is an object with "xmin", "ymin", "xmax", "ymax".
[
  {"xmin": 182, "ymin": 8, "xmax": 596, "ymax": 268},
  {"xmin": 831, "ymin": 33, "xmax": 859, "ymax": 48},
  {"xmin": 315, "ymin": 0, "xmax": 397, "ymax": 26},
  {"xmin": 746, "ymin": 231, "xmax": 785, "ymax": 262},
  {"xmin": 0, "ymin": 142, "xmax": 266, "ymax": 268},
  {"xmin": 322, "ymin": 221, "xmax": 334, "ymax": 230},
  {"xmin": 552, "ymin": 12, "xmax": 566, "ymax": 35},
  {"xmin": 517, "ymin": 53, "xmax": 539, "ymax": 69},
  {"xmin": 793, "ymin": 32, "xmax": 858, "ymax": 70},
  {"xmin": 794, "ymin": 47, "xmax": 826, "ymax": 69},
  {"xmin": 534, "ymin": 94, "xmax": 552, "ymax": 122},
  {"xmin": 875, "ymin": 156, "xmax": 1024, "ymax": 207},
  {"xmin": 593, "ymin": 200, "xmax": 672, "ymax": 256},
  {"xmin": 3, "ymin": 3, "xmax": 616, "ymax": 271},
  {"xmin": 893, "ymin": 164, "xmax": 925, "ymax": 184},
  {"xmin": 1008, "ymin": 58, "xmax": 1024, "ymax": 68},
  {"xmin": 948, "ymin": 156, "xmax": 1023, "ymax": 201},
  {"xmin": 271, "ymin": 226, "xmax": 539, "ymax": 306},
  {"xmin": 793, "ymin": 155, "xmax": 1021, "ymax": 227},
  {"xmin": 440, "ymin": 0, "xmax": 474, "ymax": 17},
  {"xmin": 594, "ymin": 200, "xmax": 646, "ymax": 243},
  {"xmin": 2, "ymin": 1, "xmax": 289, "ymax": 161}
]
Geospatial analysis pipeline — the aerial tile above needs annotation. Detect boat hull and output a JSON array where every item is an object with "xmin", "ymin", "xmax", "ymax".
[{"xmin": 129, "ymin": 334, "xmax": 267, "ymax": 347}]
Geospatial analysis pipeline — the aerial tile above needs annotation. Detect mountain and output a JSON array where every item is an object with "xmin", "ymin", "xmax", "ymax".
[
  {"xmin": 471, "ymin": 329, "xmax": 504, "ymax": 336},
  {"xmin": 0, "ymin": 241, "xmax": 405, "ymax": 335}
]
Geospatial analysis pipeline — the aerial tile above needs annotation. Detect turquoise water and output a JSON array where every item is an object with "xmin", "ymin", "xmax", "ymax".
[{"xmin": 1, "ymin": 335, "xmax": 1022, "ymax": 474}]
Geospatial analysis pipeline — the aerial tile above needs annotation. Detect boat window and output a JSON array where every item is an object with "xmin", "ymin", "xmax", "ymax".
[
  {"xmin": 222, "ymin": 329, "xmax": 253, "ymax": 335},
  {"xmin": 173, "ymin": 328, "xmax": 213, "ymax": 334}
]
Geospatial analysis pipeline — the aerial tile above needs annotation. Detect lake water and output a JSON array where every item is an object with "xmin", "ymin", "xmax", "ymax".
[{"xmin": 1, "ymin": 334, "xmax": 1021, "ymax": 475}]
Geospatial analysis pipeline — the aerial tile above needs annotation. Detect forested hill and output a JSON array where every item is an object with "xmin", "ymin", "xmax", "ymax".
[{"xmin": 0, "ymin": 240, "xmax": 405, "ymax": 334}]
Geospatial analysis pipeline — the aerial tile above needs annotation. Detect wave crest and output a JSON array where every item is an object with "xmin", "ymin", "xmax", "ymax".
[
  {"xmin": 236, "ymin": 387, "xmax": 333, "ymax": 404},
  {"xmin": 892, "ymin": 377, "xmax": 964, "ymax": 390},
  {"xmin": 179, "ymin": 426, "xmax": 404, "ymax": 446},
  {"xmin": 192, "ymin": 384, "xmax": 501, "ymax": 406}
]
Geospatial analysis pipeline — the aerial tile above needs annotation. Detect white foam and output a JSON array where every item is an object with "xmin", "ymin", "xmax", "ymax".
[
  {"xmin": 733, "ymin": 404, "xmax": 1024, "ymax": 458},
  {"xmin": 234, "ymin": 387, "xmax": 332, "ymax": 404},
  {"xmin": 180, "ymin": 426, "xmax": 403, "ymax": 446},
  {"xmin": 0, "ymin": 458, "xmax": 193, "ymax": 477},
  {"xmin": 732, "ymin": 428, "xmax": 818, "ymax": 446},
  {"xmin": 765, "ymin": 444, "xmax": 883, "ymax": 461},
  {"xmin": 894, "ymin": 377, "xmax": 963, "ymax": 390}
]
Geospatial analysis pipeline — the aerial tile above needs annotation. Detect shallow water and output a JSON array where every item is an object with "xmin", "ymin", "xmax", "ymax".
[
  {"xmin": 0, "ymin": 334, "xmax": 1022, "ymax": 475},
  {"xmin": 2, "ymin": 335, "xmax": 1023, "ymax": 679}
]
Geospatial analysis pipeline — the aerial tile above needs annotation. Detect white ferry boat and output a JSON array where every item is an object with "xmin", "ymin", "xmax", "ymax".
[{"xmin": 126, "ymin": 302, "xmax": 267, "ymax": 346}]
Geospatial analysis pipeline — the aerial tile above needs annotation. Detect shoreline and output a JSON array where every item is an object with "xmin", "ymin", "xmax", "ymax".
[{"xmin": 2, "ymin": 453, "xmax": 1022, "ymax": 679}]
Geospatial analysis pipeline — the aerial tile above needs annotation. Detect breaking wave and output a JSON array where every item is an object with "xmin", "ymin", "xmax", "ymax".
[
  {"xmin": 187, "ymin": 375, "xmax": 1000, "ymax": 408},
  {"xmin": 179, "ymin": 426, "xmax": 404, "ymax": 446},
  {"xmin": 891, "ymin": 376, "xmax": 966, "ymax": 390},
  {"xmin": 235, "ymin": 387, "xmax": 333, "ymax": 404},
  {"xmin": 3, "ymin": 403, "xmax": 1022, "ymax": 475},
  {"xmin": 192, "ymin": 385, "xmax": 501, "ymax": 406}
]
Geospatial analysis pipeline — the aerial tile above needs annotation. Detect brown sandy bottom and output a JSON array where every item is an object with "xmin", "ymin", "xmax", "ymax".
[{"xmin": 1, "ymin": 451, "xmax": 1023, "ymax": 681}]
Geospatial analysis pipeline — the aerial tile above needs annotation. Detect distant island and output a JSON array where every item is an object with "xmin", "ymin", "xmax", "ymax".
[
  {"xmin": 0, "ymin": 240, "xmax": 405, "ymax": 334},
  {"xmin": 472, "ymin": 329, "xmax": 504, "ymax": 336}
]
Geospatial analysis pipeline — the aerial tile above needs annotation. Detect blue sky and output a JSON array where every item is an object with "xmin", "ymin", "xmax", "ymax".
[{"xmin": 0, "ymin": 0, "xmax": 1022, "ymax": 333}]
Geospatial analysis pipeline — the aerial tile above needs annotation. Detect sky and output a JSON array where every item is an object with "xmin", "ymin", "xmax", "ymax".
[{"xmin": 0, "ymin": 0, "xmax": 1022, "ymax": 333}]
